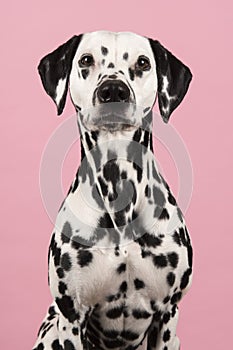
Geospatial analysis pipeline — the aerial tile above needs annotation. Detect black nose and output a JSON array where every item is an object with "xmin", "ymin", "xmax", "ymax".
[{"xmin": 97, "ymin": 80, "xmax": 130, "ymax": 103}]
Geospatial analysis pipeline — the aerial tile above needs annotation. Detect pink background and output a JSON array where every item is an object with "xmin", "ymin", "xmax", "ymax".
[{"xmin": 1, "ymin": 0, "xmax": 233, "ymax": 348}]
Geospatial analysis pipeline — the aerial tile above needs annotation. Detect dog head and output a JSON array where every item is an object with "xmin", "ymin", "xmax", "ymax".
[{"xmin": 38, "ymin": 31, "xmax": 192, "ymax": 130}]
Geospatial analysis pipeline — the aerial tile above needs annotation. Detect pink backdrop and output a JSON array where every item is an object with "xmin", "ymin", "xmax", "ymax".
[{"xmin": 1, "ymin": 1, "xmax": 233, "ymax": 349}]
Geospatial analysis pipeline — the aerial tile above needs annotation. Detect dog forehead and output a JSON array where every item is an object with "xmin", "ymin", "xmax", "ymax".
[{"xmin": 76, "ymin": 31, "xmax": 152, "ymax": 58}]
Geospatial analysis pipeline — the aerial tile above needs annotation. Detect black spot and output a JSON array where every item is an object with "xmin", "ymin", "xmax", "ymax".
[
  {"xmin": 106, "ymin": 293, "xmax": 120, "ymax": 302},
  {"xmin": 153, "ymin": 254, "xmax": 167, "ymax": 268},
  {"xmin": 81, "ymin": 69, "xmax": 89, "ymax": 79},
  {"xmin": 119, "ymin": 281, "xmax": 127, "ymax": 293},
  {"xmin": 101, "ymin": 59, "xmax": 105, "ymax": 65},
  {"xmin": 58, "ymin": 281, "xmax": 67, "ymax": 294},
  {"xmin": 129, "ymin": 180, "xmax": 137, "ymax": 204},
  {"xmin": 128, "ymin": 68, "xmax": 135, "ymax": 81},
  {"xmin": 141, "ymin": 249, "xmax": 151, "ymax": 258},
  {"xmin": 167, "ymin": 252, "xmax": 179, "ymax": 268},
  {"xmin": 168, "ymin": 191, "xmax": 176, "ymax": 205},
  {"xmin": 179, "ymin": 227, "xmax": 188, "ymax": 246},
  {"xmin": 56, "ymin": 268, "xmax": 64, "ymax": 278},
  {"xmin": 153, "ymin": 186, "xmax": 166, "ymax": 207},
  {"xmin": 177, "ymin": 207, "xmax": 183, "ymax": 222},
  {"xmin": 61, "ymin": 253, "xmax": 72, "ymax": 271},
  {"xmin": 119, "ymin": 70, "xmax": 124, "ymax": 75},
  {"xmin": 106, "ymin": 306, "xmax": 123, "ymax": 319},
  {"xmin": 163, "ymin": 296, "xmax": 170, "ymax": 304},
  {"xmin": 72, "ymin": 327, "xmax": 79, "ymax": 335},
  {"xmin": 75, "ymin": 105, "xmax": 81, "ymax": 111},
  {"xmin": 171, "ymin": 304, "xmax": 177, "ymax": 317},
  {"xmin": 80, "ymin": 142, "xmax": 86, "ymax": 160},
  {"xmin": 85, "ymin": 132, "xmax": 93, "ymax": 150},
  {"xmin": 134, "ymin": 278, "xmax": 145, "ymax": 290},
  {"xmin": 103, "ymin": 329, "xmax": 119, "ymax": 338},
  {"xmin": 117, "ymin": 263, "xmax": 126, "ymax": 274},
  {"xmin": 103, "ymin": 160, "xmax": 120, "ymax": 184},
  {"xmin": 114, "ymin": 210, "xmax": 126, "ymax": 227},
  {"xmin": 151, "ymin": 304, "xmax": 162, "ymax": 322},
  {"xmin": 143, "ymin": 107, "xmax": 150, "ymax": 114},
  {"xmin": 108, "ymin": 62, "xmax": 115, "ymax": 68},
  {"xmin": 152, "ymin": 162, "xmax": 161, "ymax": 183},
  {"xmin": 148, "ymin": 326, "xmax": 158, "ymax": 348},
  {"xmin": 132, "ymin": 309, "xmax": 151, "ymax": 319},
  {"xmin": 52, "ymin": 340, "xmax": 63, "ymax": 350},
  {"xmin": 41, "ymin": 324, "xmax": 53, "ymax": 338},
  {"xmin": 133, "ymin": 162, "xmax": 142, "ymax": 183},
  {"xmin": 143, "ymin": 233, "xmax": 162, "ymax": 248},
  {"xmin": 123, "ymin": 52, "xmax": 128, "ymax": 60},
  {"xmin": 115, "ymin": 245, "xmax": 120, "ymax": 256},
  {"xmin": 50, "ymin": 237, "xmax": 61, "ymax": 267},
  {"xmin": 180, "ymin": 268, "xmax": 192, "ymax": 290},
  {"xmin": 99, "ymin": 213, "xmax": 114, "ymax": 230},
  {"xmin": 56, "ymin": 295, "xmax": 79, "ymax": 323},
  {"xmin": 141, "ymin": 130, "xmax": 150, "ymax": 148},
  {"xmin": 34, "ymin": 343, "xmax": 44, "ymax": 350},
  {"xmin": 171, "ymin": 291, "xmax": 182, "ymax": 305},
  {"xmin": 61, "ymin": 221, "xmax": 72, "ymax": 244},
  {"xmin": 77, "ymin": 250, "xmax": 93, "ymax": 267},
  {"xmin": 103, "ymin": 338, "xmax": 125, "ymax": 348},
  {"xmin": 150, "ymin": 300, "xmax": 157, "ymax": 311},
  {"xmin": 121, "ymin": 330, "xmax": 139, "ymax": 340},
  {"xmin": 91, "ymin": 130, "xmax": 99, "ymax": 142},
  {"xmin": 159, "ymin": 208, "xmax": 170, "ymax": 220},
  {"xmin": 145, "ymin": 185, "xmax": 151, "ymax": 198},
  {"xmin": 64, "ymin": 339, "xmax": 75, "ymax": 350},
  {"xmin": 163, "ymin": 329, "xmax": 171, "ymax": 342},
  {"xmin": 172, "ymin": 231, "xmax": 181, "ymax": 246},
  {"xmin": 48, "ymin": 305, "xmax": 56, "ymax": 316},
  {"xmin": 101, "ymin": 46, "xmax": 108, "ymax": 55},
  {"xmin": 163, "ymin": 312, "xmax": 171, "ymax": 324},
  {"xmin": 187, "ymin": 244, "xmax": 193, "ymax": 268},
  {"xmin": 133, "ymin": 128, "xmax": 142, "ymax": 142},
  {"xmin": 98, "ymin": 176, "xmax": 108, "ymax": 196},
  {"xmin": 71, "ymin": 236, "xmax": 83, "ymax": 250},
  {"xmin": 167, "ymin": 272, "xmax": 176, "ymax": 287}
]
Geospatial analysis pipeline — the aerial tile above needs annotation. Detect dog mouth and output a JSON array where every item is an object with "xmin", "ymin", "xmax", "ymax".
[{"xmin": 80, "ymin": 102, "xmax": 143, "ymax": 132}]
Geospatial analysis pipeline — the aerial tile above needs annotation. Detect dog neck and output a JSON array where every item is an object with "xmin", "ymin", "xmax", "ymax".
[
  {"xmin": 55, "ymin": 111, "xmax": 174, "ymax": 247},
  {"xmin": 78, "ymin": 110, "xmax": 154, "ymax": 160}
]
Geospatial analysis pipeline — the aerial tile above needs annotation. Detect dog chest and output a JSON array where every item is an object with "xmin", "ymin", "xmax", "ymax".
[{"xmin": 75, "ymin": 239, "xmax": 177, "ymax": 308}]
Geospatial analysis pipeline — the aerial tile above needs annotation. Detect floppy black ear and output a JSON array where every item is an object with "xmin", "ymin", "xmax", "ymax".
[
  {"xmin": 149, "ymin": 39, "xmax": 192, "ymax": 123},
  {"xmin": 38, "ymin": 35, "xmax": 83, "ymax": 115}
]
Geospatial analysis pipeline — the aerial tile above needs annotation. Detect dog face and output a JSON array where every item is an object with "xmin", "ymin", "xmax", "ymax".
[
  {"xmin": 38, "ymin": 31, "xmax": 192, "ymax": 129},
  {"xmin": 68, "ymin": 31, "xmax": 157, "ymax": 131}
]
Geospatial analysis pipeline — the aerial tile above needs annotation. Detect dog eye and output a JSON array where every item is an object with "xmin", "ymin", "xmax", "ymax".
[
  {"xmin": 137, "ymin": 56, "xmax": 151, "ymax": 70},
  {"xmin": 79, "ymin": 54, "xmax": 94, "ymax": 67}
]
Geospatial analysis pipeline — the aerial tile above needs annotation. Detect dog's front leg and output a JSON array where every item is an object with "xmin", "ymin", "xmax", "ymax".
[
  {"xmin": 35, "ymin": 232, "xmax": 92, "ymax": 350},
  {"xmin": 147, "ymin": 304, "xmax": 180, "ymax": 350},
  {"xmin": 33, "ymin": 301, "xmax": 90, "ymax": 350}
]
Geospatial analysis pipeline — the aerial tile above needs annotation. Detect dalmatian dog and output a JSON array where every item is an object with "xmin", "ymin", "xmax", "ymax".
[{"xmin": 33, "ymin": 31, "xmax": 193, "ymax": 350}]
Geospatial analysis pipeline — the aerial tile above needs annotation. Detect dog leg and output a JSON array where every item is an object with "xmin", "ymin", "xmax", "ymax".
[
  {"xmin": 33, "ymin": 302, "xmax": 90, "ymax": 350},
  {"xmin": 147, "ymin": 304, "xmax": 180, "ymax": 350}
]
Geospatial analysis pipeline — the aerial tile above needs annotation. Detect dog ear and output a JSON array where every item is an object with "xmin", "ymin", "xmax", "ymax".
[
  {"xmin": 38, "ymin": 35, "xmax": 83, "ymax": 115},
  {"xmin": 149, "ymin": 39, "xmax": 192, "ymax": 123}
]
